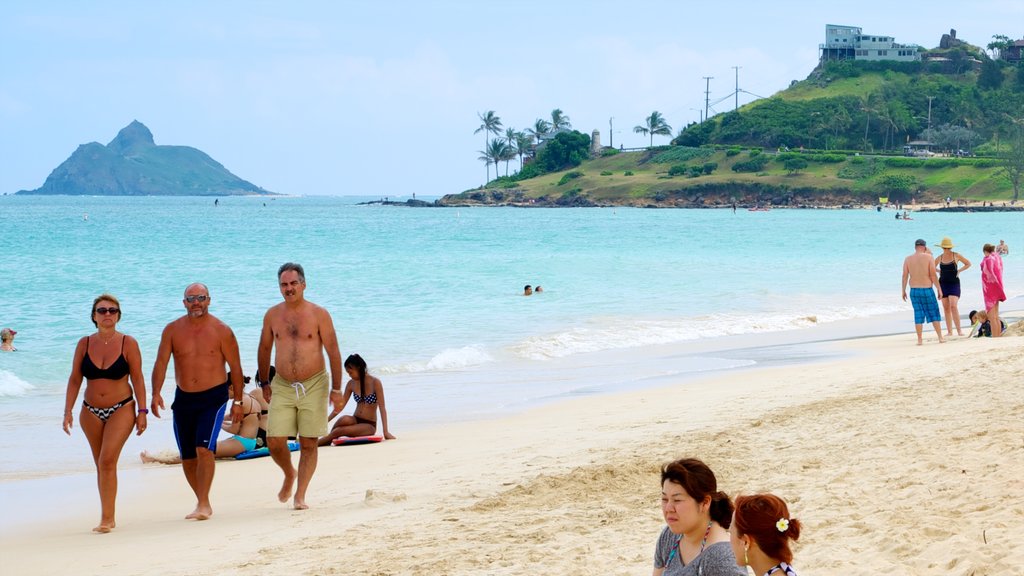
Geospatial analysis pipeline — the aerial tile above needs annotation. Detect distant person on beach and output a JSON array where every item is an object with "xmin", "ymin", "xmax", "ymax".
[
  {"xmin": 933, "ymin": 237, "xmax": 971, "ymax": 337},
  {"xmin": 967, "ymin": 310, "xmax": 1006, "ymax": 338},
  {"xmin": 151, "ymin": 283, "xmax": 245, "ymax": 521},
  {"xmin": 902, "ymin": 239, "xmax": 945, "ymax": 345},
  {"xmin": 0, "ymin": 327, "xmax": 16, "ymax": 351},
  {"xmin": 653, "ymin": 458, "xmax": 745, "ymax": 576},
  {"xmin": 730, "ymin": 493, "xmax": 802, "ymax": 576},
  {"xmin": 258, "ymin": 263, "xmax": 344, "ymax": 510},
  {"xmin": 318, "ymin": 354, "xmax": 395, "ymax": 446},
  {"xmin": 534, "ymin": 285, "xmax": 543, "ymax": 293},
  {"xmin": 996, "ymin": 240, "xmax": 1009, "ymax": 255},
  {"xmin": 62, "ymin": 294, "xmax": 148, "ymax": 533},
  {"xmin": 980, "ymin": 244, "xmax": 1006, "ymax": 337},
  {"xmin": 523, "ymin": 284, "xmax": 533, "ymax": 296},
  {"xmin": 141, "ymin": 375, "xmax": 262, "ymax": 464}
]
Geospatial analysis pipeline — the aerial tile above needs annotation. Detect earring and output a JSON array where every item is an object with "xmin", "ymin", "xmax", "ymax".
[{"xmin": 744, "ymin": 545, "xmax": 749, "ymax": 566}]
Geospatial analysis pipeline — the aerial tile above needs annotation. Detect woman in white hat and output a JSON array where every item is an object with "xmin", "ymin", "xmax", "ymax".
[{"xmin": 933, "ymin": 237, "xmax": 971, "ymax": 337}]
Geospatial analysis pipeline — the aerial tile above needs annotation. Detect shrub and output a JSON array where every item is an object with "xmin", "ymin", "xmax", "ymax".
[
  {"xmin": 884, "ymin": 157, "xmax": 925, "ymax": 168},
  {"xmin": 557, "ymin": 171, "xmax": 584, "ymax": 186},
  {"xmin": 601, "ymin": 148, "xmax": 620, "ymax": 157},
  {"xmin": 784, "ymin": 157, "xmax": 809, "ymax": 173},
  {"xmin": 668, "ymin": 164, "xmax": 688, "ymax": 177},
  {"xmin": 850, "ymin": 156, "xmax": 866, "ymax": 164},
  {"xmin": 702, "ymin": 162, "xmax": 718, "ymax": 174},
  {"xmin": 688, "ymin": 166, "xmax": 704, "ymax": 177},
  {"xmin": 732, "ymin": 156, "xmax": 770, "ymax": 173},
  {"xmin": 749, "ymin": 149, "xmax": 762, "ymax": 157},
  {"xmin": 726, "ymin": 148, "xmax": 742, "ymax": 157},
  {"xmin": 600, "ymin": 171, "xmax": 613, "ymax": 176},
  {"xmin": 624, "ymin": 171, "xmax": 634, "ymax": 176},
  {"xmin": 649, "ymin": 146, "xmax": 713, "ymax": 164}
]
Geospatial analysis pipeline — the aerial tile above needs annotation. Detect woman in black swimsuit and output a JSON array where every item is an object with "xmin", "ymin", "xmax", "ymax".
[
  {"xmin": 62, "ymin": 294, "xmax": 148, "ymax": 533},
  {"xmin": 933, "ymin": 237, "xmax": 971, "ymax": 337},
  {"xmin": 317, "ymin": 354, "xmax": 395, "ymax": 446}
]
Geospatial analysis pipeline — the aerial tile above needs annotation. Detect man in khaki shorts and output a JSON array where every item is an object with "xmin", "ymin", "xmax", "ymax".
[{"xmin": 257, "ymin": 263, "xmax": 343, "ymax": 509}]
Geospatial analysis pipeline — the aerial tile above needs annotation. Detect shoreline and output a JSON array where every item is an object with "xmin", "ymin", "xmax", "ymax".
[{"xmin": 3, "ymin": 312, "xmax": 1021, "ymax": 575}]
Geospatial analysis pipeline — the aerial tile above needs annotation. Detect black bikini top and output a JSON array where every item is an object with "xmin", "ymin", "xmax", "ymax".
[{"xmin": 81, "ymin": 335, "xmax": 130, "ymax": 380}]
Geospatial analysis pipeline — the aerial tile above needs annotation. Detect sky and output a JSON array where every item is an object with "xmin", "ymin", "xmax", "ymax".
[{"xmin": 2, "ymin": 0, "xmax": 1021, "ymax": 196}]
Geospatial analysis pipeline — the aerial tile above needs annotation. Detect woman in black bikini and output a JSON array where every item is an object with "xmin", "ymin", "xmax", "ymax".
[
  {"xmin": 317, "ymin": 354, "xmax": 395, "ymax": 446},
  {"xmin": 62, "ymin": 294, "xmax": 148, "ymax": 533}
]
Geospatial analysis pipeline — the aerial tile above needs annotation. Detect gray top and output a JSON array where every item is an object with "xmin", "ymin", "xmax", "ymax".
[{"xmin": 653, "ymin": 526, "xmax": 747, "ymax": 576}]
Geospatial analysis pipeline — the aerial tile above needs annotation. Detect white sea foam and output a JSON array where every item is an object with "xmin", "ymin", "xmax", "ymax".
[
  {"xmin": 379, "ymin": 344, "xmax": 494, "ymax": 374},
  {"xmin": 0, "ymin": 370, "xmax": 35, "ymax": 397},
  {"xmin": 509, "ymin": 305, "xmax": 905, "ymax": 360}
]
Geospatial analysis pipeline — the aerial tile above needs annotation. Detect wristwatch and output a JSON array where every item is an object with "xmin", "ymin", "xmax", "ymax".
[{"xmin": 232, "ymin": 399, "xmax": 244, "ymax": 406}]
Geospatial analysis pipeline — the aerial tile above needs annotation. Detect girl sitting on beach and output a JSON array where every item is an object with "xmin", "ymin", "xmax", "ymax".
[
  {"xmin": 653, "ymin": 458, "xmax": 745, "ymax": 576},
  {"xmin": 729, "ymin": 493, "xmax": 802, "ymax": 576},
  {"xmin": 317, "ymin": 354, "xmax": 395, "ymax": 446}
]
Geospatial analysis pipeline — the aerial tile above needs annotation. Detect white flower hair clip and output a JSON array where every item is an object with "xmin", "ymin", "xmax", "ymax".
[{"xmin": 776, "ymin": 518, "xmax": 789, "ymax": 532}]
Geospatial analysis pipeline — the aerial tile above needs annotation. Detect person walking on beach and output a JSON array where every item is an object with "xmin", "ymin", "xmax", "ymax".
[
  {"xmin": 902, "ymin": 239, "xmax": 945, "ymax": 345},
  {"xmin": 980, "ymin": 244, "xmax": 1006, "ymax": 337},
  {"xmin": 653, "ymin": 458, "xmax": 745, "ymax": 576},
  {"xmin": 151, "ymin": 283, "xmax": 245, "ymax": 521},
  {"xmin": 729, "ymin": 493, "xmax": 802, "ymax": 576},
  {"xmin": 933, "ymin": 237, "xmax": 971, "ymax": 337},
  {"xmin": 62, "ymin": 294, "xmax": 148, "ymax": 533},
  {"xmin": 318, "ymin": 354, "xmax": 396, "ymax": 446},
  {"xmin": 258, "ymin": 263, "xmax": 343, "ymax": 510}
]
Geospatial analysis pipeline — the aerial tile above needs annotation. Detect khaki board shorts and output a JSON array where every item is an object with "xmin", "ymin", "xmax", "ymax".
[{"xmin": 267, "ymin": 369, "xmax": 329, "ymax": 438}]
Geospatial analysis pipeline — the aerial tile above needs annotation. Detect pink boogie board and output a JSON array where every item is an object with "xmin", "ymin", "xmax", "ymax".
[{"xmin": 331, "ymin": 435, "xmax": 383, "ymax": 446}]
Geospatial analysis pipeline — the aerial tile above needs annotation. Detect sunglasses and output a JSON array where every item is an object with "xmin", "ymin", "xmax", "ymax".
[
  {"xmin": 95, "ymin": 307, "xmax": 120, "ymax": 315},
  {"xmin": 185, "ymin": 295, "xmax": 209, "ymax": 303}
]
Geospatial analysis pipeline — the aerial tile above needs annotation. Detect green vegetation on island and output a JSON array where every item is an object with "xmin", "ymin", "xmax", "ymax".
[
  {"xmin": 17, "ymin": 121, "xmax": 271, "ymax": 196},
  {"xmin": 445, "ymin": 32, "xmax": 1024, "ymax": 208}
]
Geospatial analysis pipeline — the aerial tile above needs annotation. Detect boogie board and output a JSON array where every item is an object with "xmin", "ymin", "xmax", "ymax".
[
  {"xmin": 235, "ymin": 440, "xmax": 300, "ymax": 460},
  {"xmin": 331, "ymin": 435, "xmax": 383, "ymax": 446}
]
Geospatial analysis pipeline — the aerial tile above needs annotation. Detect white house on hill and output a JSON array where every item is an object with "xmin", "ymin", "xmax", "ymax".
[{"xmin": 819, "ymin": 24, "xmax": 921, "ymax": 63}]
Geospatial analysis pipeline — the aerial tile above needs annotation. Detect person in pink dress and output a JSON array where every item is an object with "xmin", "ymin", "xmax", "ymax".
[{"xmin": 980, "ymin": 243, "xmax": 1006, "ymax": 337}]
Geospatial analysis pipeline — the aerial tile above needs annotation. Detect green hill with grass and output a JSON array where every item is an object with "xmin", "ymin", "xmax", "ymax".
[
  {"xmin": 443, "ymin": 41, "xmax": 1024, "ymax": 208},
  {"xmin": 17, "ymin": 121, "xmax": 272, "ymax": 196}
]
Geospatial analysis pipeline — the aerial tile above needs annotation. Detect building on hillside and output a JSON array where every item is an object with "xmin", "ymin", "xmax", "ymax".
[
  {"xmin": 1005, "ymin": 39, "xmax": 1024, "ymax": 63},
  {"xmin": 819, "ymin": 24, "xmax": 921, "ymax": 63}
]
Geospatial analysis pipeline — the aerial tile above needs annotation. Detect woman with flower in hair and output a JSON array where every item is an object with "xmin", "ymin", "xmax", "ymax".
[
  {"xmin": 653, "ymin": 458, "xmax": 746, "ymax": 576},
  {"xmin": 729, "ymin": 493, "xmax": 801, "ymax": 576}
]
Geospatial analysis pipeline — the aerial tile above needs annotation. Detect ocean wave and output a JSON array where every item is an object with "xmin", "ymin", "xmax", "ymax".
[
  {"xmin": 378, "ymin": 345, "xmax": 494, "ymax": 374},
  {"xmin": 509, "ymin": 305, "xmax": 904, "ymax": 360},
  {"xmin": 0, "ymin": 370, "xmax": 35, "ymax": 397}
]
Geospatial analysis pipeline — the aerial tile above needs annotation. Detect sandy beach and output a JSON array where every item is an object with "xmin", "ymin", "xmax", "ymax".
[{"xmin": 3, "ymin": 318, "xmax": 1022, "ymax": 576}]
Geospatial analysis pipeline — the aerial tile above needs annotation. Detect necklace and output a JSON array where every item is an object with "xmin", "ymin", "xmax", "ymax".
[
  {"xmin": 98, "ymin": 332, "xmax": 118, "ymax": 345},
  {"xmin": 667, "ymin": 520, "xmax": 713, "ymax": 567}
]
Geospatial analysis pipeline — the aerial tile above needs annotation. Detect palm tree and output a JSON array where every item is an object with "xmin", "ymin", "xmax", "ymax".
[
  {"xmin": 633, "ymin": 111, "xmax": 673, "ymax": 147},
  {"xmin": 527, "ymin": 119, "xmax": 551, "ymax": 146},
  {"xmin": 514, "ymin": 132, "xmax": 534, "ymax": 171},
  {"xmin": 474, "ymin": 110, "xmax": 503, "ymax": 151},
  {"xmin": 478, "ymin": 150, "xmax": 493, "ymax": 183},
  {"xmin": 550, "ymin": 109, "xmax": 571, "ymax": 132},
  {"xmin": 486, "ymin": 139, "xmax": 510, "ymax": 180}
]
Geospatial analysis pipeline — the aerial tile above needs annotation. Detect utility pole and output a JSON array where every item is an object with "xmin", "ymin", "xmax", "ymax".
[
  {"xmin": 732, "ymin": 66, "xmax": 741, "ymax": 111},
  {"xmin": 609, "ymin": 117, "xmax": 614, "ymax": 149},
  {"xmin": 926, "ymin": 96, "xmax": 935, "ymax": 151},
  {"xmin": 703, "ymin": 76, "xmax": 713, "ymax": 123}
]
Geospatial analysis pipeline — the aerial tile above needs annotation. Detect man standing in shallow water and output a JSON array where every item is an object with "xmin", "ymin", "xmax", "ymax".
[
  {"xmin": 258, "ymin": 263, "xmax": 343, "ymax": 510},
  {"xmin": 902, "ymin": 239, "xmax": 946, "ymax": 345},
  {"xmin": 151, "ymin": 283, "xmax": 245, "ymax": 520}
]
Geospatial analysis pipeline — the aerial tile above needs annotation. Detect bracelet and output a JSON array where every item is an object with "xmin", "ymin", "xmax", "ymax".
[
  {"xmin": 330, "ymin": 389, "xmax": 342, "ymax": 393},
  {"xmin": 137, "ymin": 408, "xmax": 149, "ymax": 414}
]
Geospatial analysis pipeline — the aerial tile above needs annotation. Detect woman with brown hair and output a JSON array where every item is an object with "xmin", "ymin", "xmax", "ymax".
[
  {"xmin": 653, "ymin": 458, "xmax": 745, "ymax": 576},
  {"xmin": 729, "ymin": 493, "xmax": 802, "ymax": 576},
  {"xmin": 62, "ymin": 294, "xmax": 148, "ymax": 533}
]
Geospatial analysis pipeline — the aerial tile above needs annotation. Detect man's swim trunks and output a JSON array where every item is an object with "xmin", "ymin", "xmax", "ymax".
[
  {"xmin": 910, "ymin": 287, "xmax": 942, "ymax": 324},
  {"xmin": 267, "ymin": 369, "xmax": 329, "ymax": 438},
  {"xmin": 172, "ymin": 381, "xmax": 229, "ymax": 460}
]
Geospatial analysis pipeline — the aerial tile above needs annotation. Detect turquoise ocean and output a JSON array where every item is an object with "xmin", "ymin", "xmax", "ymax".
[{"xmin": 0, "ymin": 195, "xmax": 1020, "ymax": 482}]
